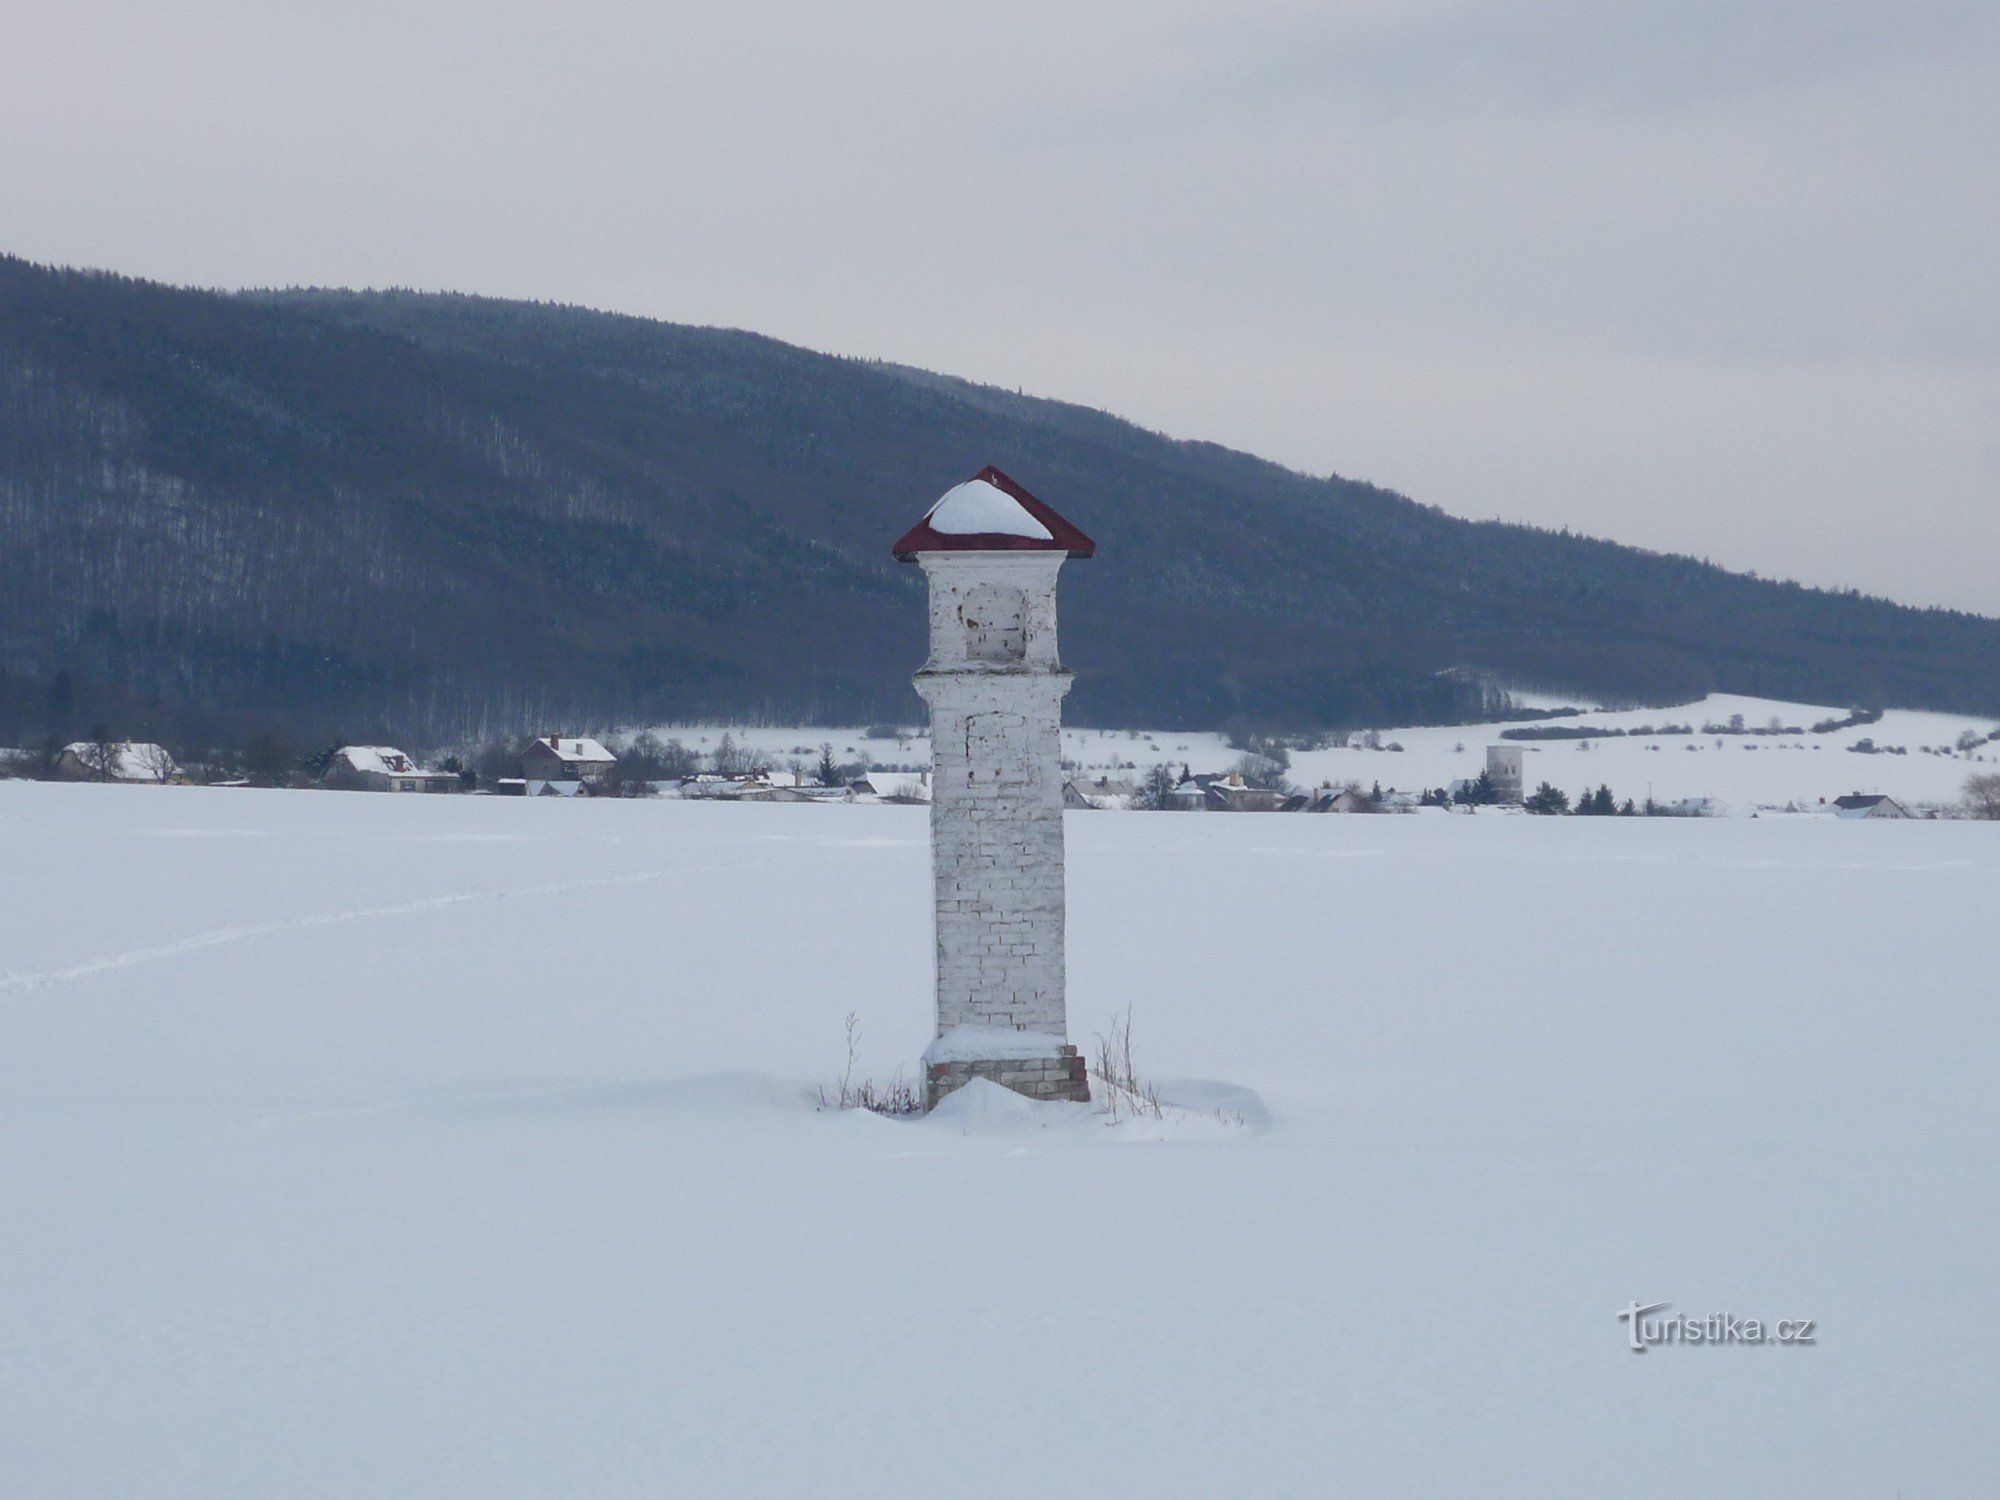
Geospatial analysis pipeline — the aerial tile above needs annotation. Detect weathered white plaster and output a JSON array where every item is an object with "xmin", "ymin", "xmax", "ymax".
[{"xmin": 912, "ymin": 551, "xmax": 1084, "ymax": 1104}]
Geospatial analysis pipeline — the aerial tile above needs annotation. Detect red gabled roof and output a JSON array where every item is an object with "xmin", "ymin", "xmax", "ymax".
[{"xmin": 891, "ymin": 465, "xmax": 1096, "ymax": 561}]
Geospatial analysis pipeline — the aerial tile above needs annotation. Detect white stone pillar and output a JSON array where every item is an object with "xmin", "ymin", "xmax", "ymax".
[{"xmin": 893, "ymin": 469, "xmax": 1095, "ymax": 1108}]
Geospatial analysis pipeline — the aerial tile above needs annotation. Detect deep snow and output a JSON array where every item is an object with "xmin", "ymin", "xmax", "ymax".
[{"xmin": 1, "ymin": 780, "xmax": 1995, "ymax": 1495}]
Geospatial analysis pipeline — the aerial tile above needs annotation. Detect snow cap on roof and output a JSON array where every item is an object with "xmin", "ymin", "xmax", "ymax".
[
  {"xmin": 332, "ymin": 745, "xmax": 416, "ymax": 776},
  {"xmin": 533, "ymin": 736, "xmax": 614, "ymax": 764},
  {"xmin": 928, "ymin": 479, "xmax": 1053, "ymax": 540},
  {"xmin": 892, "ymin": 465, "xmax": 1095, "ymax": 561}
]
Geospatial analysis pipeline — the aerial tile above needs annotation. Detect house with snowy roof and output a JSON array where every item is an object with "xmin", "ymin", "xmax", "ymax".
[
  {"xmin": 849, "ymin": 770, "xmax": 931, "ymax": 804},
  {"xmin": 1202, "ymin": 769, "xmax": 1288, "ymax": 812},
  {"xmin": 53, "ymin": 741, "xmax": 179, "ymax": 783},
  {"xmin": 1162, "ymin": 772, "xmax": 1218, "ymax": 810},
  {"xmin": 1831, "ymin": 793, "xmax": 1914, "ymax": 820},
  {"xmin": 520, "ymin": 736, "xmax": 616, "ymax": 788},
  {"xmin": 730, "ymin": 771, "xmax": 819, "ymax": 803},
  {"xmin": 1301, "ymin": 784, "xmax": 1373, "ymax": 813},
  {"xmin": 1063, "ymin": 776, "xmax": 1137, "ymax": 810},
  {"xmin": 673, "ymin": 773, "xmax": 729, "ymax": 799},
  {"xmin": 322, "ymin": 745, "xmax": 457, "ymax": 793}
]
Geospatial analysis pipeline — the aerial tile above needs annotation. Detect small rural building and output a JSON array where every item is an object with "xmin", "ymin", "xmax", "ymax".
[
  {"xmin": 756, "ymin": 772, "xmax": 850, "ymax": 805},
  {"xmin": 1660, "ymin": 796, "xmax": 1723, "ymax": 817},
  {"xmin": 1301, "ymin": 784, "xmax": 1372, "ymax": 813},
  {"xmin": 1203, "ymin": 769, "xmax": 1288, "ymax": 812},
  {"xmin": 520, "ymin": 736, "xmax": 616, "ymax": 786},
  {"xmin": 732, "ymin": 775, "xmax": 815, "ymax": 803},
  {"xmin": 670, "ymin": 772, "xmax": 808, "ymax": 801},
  {"xmin": 54, "ymin": 741, "xmax": 179, "ymax": 783},
  {"xmin": 1063, "ymin": 776, "xmax": 1137, "ymax": 810},
  {"xmin": 849, "ymin": 770, "xmax": 932, "ymax": 804},
  {"xmin": 1162, "ymin": 774, "xmax": 1214, "ymax": 810},
  {"xmin": 1831, "ymin": 793, "xmax": 1914, "ymax": 820},
  {"xmin": 323, "ymin": 746, "xmax": 456, "ymax": 793}
]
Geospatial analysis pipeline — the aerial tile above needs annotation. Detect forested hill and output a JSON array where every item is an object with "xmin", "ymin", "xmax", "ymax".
[{"xmin": 3, "ymin": 254, "xmax": 1998, "ymax": 747}]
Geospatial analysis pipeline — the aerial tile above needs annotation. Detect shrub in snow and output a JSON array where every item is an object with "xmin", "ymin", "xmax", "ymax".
[
  {"xmin": 1091, "ymin": 1004, "xmax": 1163, "ymax": 1122},
  {"xmin": 819, "ymin": 1012, "xmax": 921, "ymax": 1116}
]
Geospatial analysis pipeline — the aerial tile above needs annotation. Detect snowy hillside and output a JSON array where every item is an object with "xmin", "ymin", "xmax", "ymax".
[
  {"xmin": 16, "ymin": 257, "xmax": 2000, "ymax": 745},
  {"xmin": 637, "ymin": 691, "xmax": 2000, "ymax": 813},
  {"xmin": 2, "ymin": 781, "xmax": 1994, "ymax": 1495}
]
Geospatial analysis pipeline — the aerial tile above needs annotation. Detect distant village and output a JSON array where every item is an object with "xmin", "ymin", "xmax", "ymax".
[{"xmin": 7, "ymin": 730, "xmax": 1986, "ymax": 820}]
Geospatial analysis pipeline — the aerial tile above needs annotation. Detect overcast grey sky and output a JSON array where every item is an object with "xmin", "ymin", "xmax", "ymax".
[{"xmin": 5, "ymin": 1, "xmax": 1996, "ymax": 613}]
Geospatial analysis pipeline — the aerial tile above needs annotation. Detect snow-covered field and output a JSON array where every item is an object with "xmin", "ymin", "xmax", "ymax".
[
  {"xmin": 3, "ymin": 781, "xmax": 1996, "ymax": 1495},
  {"xmin": 638, "ymin": 691, "xmax": 2000, "ymax": 813}
]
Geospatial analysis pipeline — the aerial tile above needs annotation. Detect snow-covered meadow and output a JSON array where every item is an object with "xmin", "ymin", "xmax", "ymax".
[
  {"xmin": 3, "ymin": 780, "xmax": 1996, "ymax": 1495},
  {"xmin": 638, "ymin": 692, "xmax": 2000, "ymax": 814}
]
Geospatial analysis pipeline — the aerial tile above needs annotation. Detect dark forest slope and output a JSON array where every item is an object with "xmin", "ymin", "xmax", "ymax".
[{"xmin": 3, "ymin": 255, "xmax": 1996, "ymax": 745}]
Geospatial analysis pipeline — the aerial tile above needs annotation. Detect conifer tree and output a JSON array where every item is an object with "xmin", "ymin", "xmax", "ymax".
[{"xmin": 1525, "ymin": 781, "xmax": 1570, "ymax": 814}]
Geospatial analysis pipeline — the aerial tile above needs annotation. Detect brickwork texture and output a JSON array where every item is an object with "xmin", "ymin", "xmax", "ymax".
[{"xmin": 913, "ymin": 552, "xmax": 1089, "ymax": 1109}]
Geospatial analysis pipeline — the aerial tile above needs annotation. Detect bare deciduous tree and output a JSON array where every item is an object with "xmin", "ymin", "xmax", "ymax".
[
  {"xmin": 86, "ymin": 725, "xmax": 119, "ymax": 782},
  {"xmin": 1963, "ymin": 772, "xmax": 2000, "ymax": 820},
  {"xmin": 709, "ymin": 732, "xmax": 756, "ymax": 777},
  {"xmin": 1232, "ymin": 752, "xmax": 1289, "ymax": 791},
  {"xmin": 136, "ymin": 742, "xmax": 176, "ymax": 783}
]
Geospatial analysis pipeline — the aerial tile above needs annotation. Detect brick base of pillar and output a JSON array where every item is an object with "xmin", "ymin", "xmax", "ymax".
[{"xmin": 925, "ymin": 1045, "xmax": 1091, "ymax": 1111}]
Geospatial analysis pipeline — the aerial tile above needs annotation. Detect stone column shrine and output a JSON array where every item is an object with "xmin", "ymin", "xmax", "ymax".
[{"xmin": 892, "ymin": 466, "xmax": 1096, "ymax": 1109}]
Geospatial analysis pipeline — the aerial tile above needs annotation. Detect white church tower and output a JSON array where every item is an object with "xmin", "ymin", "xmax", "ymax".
[{"xmin": 894, "ymin": 466, "xmax": 1096, "ymax": 1109}]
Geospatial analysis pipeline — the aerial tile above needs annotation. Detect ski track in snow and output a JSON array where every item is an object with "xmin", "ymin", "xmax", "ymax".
[
  {"xmin": 0, "ymin": 849, "xmax": 883, "ymax": 998},
  {"xmin": 0, "ymin": 869, "xmax": 684, "ymax": 997},
  {"xmin": 1, "ymin": 868, "xmax": 672, "ymax": 1000}
]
